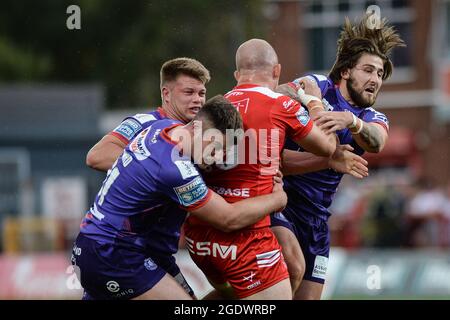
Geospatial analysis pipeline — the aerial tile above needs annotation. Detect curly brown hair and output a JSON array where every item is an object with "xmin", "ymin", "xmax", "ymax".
[{"xmin": 329, "ymin": 14, "xmax": 406, "ymax": 83}]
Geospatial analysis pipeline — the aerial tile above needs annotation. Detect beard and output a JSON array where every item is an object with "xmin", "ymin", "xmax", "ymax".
[{"xmin": 346, "ymin": 76, "xmax": 377, "ymax": 108}]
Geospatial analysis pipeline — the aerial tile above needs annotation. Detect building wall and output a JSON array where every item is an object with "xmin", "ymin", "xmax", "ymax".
[{"xmin": 266, "ymin": 0, "xmax": 450, "ymax": 185}]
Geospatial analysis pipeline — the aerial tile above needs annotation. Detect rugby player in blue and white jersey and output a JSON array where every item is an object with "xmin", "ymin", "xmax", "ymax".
[
  {"xmin": 72, "ymin": 96, "xmax": 288, "ymax": 300},
  {"xmin": 83, "ymin": 57, "xmax": 210, "ymax": 296},
  {"xmin": 86, "ymin": 57, "xmax": 210, "ymax": 172},
  {"xmin": 272, "ymin": 15, "xmax": 405, "ymax": 299}
]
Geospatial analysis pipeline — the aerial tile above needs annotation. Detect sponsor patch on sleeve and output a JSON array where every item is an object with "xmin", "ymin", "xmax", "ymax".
[
  {"xmin": 295, "ymin": 107, "xmax": 311, "ymax": 126},
  {"xmin": 173, "ymin": 176, "xmax": 208, "ymax": 207},
  {"xmin": 134, "ymin": 113, "xmax": 157, "ymax": 124},
  {"xmin": 174, "ymin": 160, "xmax": 199, "ymax": 180},
  {"xmin": 113, "ymin": 118, "xmax": 143, "ymax": 141}
]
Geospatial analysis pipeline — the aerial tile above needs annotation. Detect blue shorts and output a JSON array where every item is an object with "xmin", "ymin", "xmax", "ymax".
[
  {"xmin": 72, "ymin": 233, "xmax": 167, "ymax": 300},
  {"xmin": 271, "ymin": 209, "xmax": 330, "ymax": 284}
]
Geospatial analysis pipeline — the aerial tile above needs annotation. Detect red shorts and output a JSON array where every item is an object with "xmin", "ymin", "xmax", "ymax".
[{"xmin": 183, "ymin": 224, "xmax": 289, "ymax": 299}]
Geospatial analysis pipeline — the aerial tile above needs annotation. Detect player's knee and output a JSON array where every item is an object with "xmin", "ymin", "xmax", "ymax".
[
  {"xmin": 289, "ymin": 262, "xmax": 305, "ymax": 283},
  {"xmin": 287, "ymin": 262, "xmax": 304, "ymax": 293},
  {"xmin": 294, "ymin": 289, "xmax": 322, "ymax": 300},
  {"xmin": 282, "ymin": 247, "xmax": 305, "ymax": 284},
  {"xmin": 294, "ymin": 281, "xmax": 324, "ymax": 300}
]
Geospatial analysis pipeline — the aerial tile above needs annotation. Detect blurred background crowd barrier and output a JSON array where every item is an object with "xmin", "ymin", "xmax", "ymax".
[{"xmin": 1, "ymin": 0, "xmax": 450, "ymax": 299}]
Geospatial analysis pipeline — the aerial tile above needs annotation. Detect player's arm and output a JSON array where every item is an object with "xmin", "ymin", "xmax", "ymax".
[
  {"xmin": 190, "ymin": 177, "xmax": 287, "ymax": 233},
  {"xmin": 281, "ymin": 145, "xmax": 369, "ymax": 179},
  {"xmin": 351, "ymin": 121, "xmax": 388, "ymax": 153},
  {"xmin": 277, "ymin": 79, "xmax": 336, "ymax": 157},
  {"xmin": 86, "ymin": 134, "xmax": 127, "ymax": 171},
  {"xmin": 86, "ymin": 116, "xmax": 146, "ymax": 171},
  {"xmin": 314, "ymin": 111, "xmax": 388, "ymax": 153},
  {"xmin": 292, "ymin": 119, "xmax": 336, "ymax": 157}
]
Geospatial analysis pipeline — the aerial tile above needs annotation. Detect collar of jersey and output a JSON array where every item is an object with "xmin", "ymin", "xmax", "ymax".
[
  {"xmin": 157, "ymin": 107, "xmax": 168, "ymax": 118},
  {"xmin": 233, "ymin": 84, "xmax": 261, "ymax": 90},
  {"xmin": 161, "ymin": 123, "xmax": 184, "ymax": 145}
]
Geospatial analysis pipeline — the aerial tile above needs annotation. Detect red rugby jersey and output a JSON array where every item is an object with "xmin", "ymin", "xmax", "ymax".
[{"xmin": 188, "ymin": 84, "xmax": 313, "ymax": 229}]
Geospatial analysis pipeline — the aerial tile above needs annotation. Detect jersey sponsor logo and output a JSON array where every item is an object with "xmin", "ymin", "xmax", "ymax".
[
  {"xmin": 295, "ymin": 107, "xmax": 310, "ymax": 126},
  {"xmin": 256, "ymin": 249, "xmax": 281, "ymax": 268},
  {"xmin": 150, "ymin": 128, "xmax": 161, "ymax": 144},
  {"xmin": 210, "ymin": 186, "xmax": 250, "ymax": 198},
  {"xmin": 230, "ymin": 98, "xmax": 250, "ymax": 114},
  {"xmin": 185, "ymin": 237, "xmax": 237, "ymax": 260},
  {"xmin": 114, "ymin": 118, "xmax": 142, "ymax": 141},
  {"xmin": 106, "ymin": 280, "xmax": 120, "ymax": 293},
  {"xmin": 243, "ymin": 271, "xmax": 256, "ymax": 282},
  {"xmin": 243, "ymin": 271, "xmax": 261, "ymax": 290},
  {"xmin": 133, "ymin": 113, "xmax": 157, "ymax": 124},
  {"xmin": 283, "ymin": 99, "xmax": 295, "ymax": 111},
  {"xmin": 144, "ymin": 257, "xmax": 157, "ymax": 271},
  {"xmin": 173, "ymin": 176, "xmax": 208, "ymax": 207},
  {"xmin": 130, "ymin": 128, "xmax": 151, "ymax": 160},
  {"xmin": 174, "ymin": 160, "xmax": 199, "ymax": 180},
  {"xmin": 113, "ymin": 288, "xmax": 134, "ymax": 298},
  {"xmin": 312, "ymin": 255, "xmax": 328, "ymax": 280}
]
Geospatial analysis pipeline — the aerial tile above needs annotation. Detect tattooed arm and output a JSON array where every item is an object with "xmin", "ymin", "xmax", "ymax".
[
  {"xmin": 314, "ymin": 111, "xmax": 388, "ymax": 153},
  {"xmin": 351, "ymin": 121, "xmax": 388, "ymax": 153}
]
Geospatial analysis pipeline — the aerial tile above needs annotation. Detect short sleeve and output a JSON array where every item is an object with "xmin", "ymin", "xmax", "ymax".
[
  {"xmin": 271, "ymin": 95, "xmax": 313, "ymax": 142},
  {"xmin": 158, "ymin": 159, "xmax": 212, "ymax": 211},
  {"xmin": 361, "ymin": 107, "xmax": 389, "ymax": 132},
  {"xmin": 109, "ymin": 113, "xmax": 159, "ymax": 144}
]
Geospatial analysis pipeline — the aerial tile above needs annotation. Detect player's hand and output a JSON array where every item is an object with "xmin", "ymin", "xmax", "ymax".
[
  {"xmin": 314, "ymin": 111, "xmax": 354, "ymax": 134},
  {"xmin": 298, "ymin": 77, "xmax": 322, "ymax": 100},
  {"xmin": 275, "ymin": 83, "xmax": 301, "ymax": 102},
  {"xmin": 273, "ymin": 169, "xmax": 284, "ymax": 185},
  {"xmin": 328, "ymin": 144, "xmax": 369, "ymax": 179},
  {"xmin": 272, "ymin": 170, "xmax": 287, "ymax": 212}
]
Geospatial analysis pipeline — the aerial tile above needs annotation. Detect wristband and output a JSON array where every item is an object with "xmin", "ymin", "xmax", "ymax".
[
  {"xmin": 308, "ymin": 104, "xmax": 324, "ymax": 112},
  {"xmin": 351, "ymin": 119, "xmax": 364, "ymax": 134},
  {"xmin": 348, "ymin": 113, "xmax": 358, "ymax": 129},
  {"xmin": 297, "ymin": 87, "xmax": 321, "ymax": 106}
]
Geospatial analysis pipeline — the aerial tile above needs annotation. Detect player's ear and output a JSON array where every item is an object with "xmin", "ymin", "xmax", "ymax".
[
  {"xmin": 341, "ymin": 68, "xmax": 350, "ymax": 80},
  {"xmin": 161, "ymin": 86, "xmax": 170, "ymax": 104},
  {"xmin": 273, "ymin": 64, "xmax": 281, "ymax": 79},
  {"xmin": 234, "ymin": 70, "xmax": 240, "ymax": 82}
]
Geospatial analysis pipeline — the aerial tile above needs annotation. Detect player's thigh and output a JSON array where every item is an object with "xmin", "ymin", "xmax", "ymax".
[
  {"xmin": 271, "ymin": 226, "xmax": 306, "ymax": 278},
  {"xmin": 132, "ymin": 273, "xmax": 192, "ymax": 300},
  {"xmin": 294, "ymin": 279, "xmax": 324, "ymax": 300},
  {"xmin": 242, "ymin": 278, "xmax": 292, "ymax": 300},
  {"xmin": 73, "ymin": 234, "xmax": 172, "ymax": 300},
  {"xmin": 202, "ymin": 279, "xmax": 236, "ymax": 300}
]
